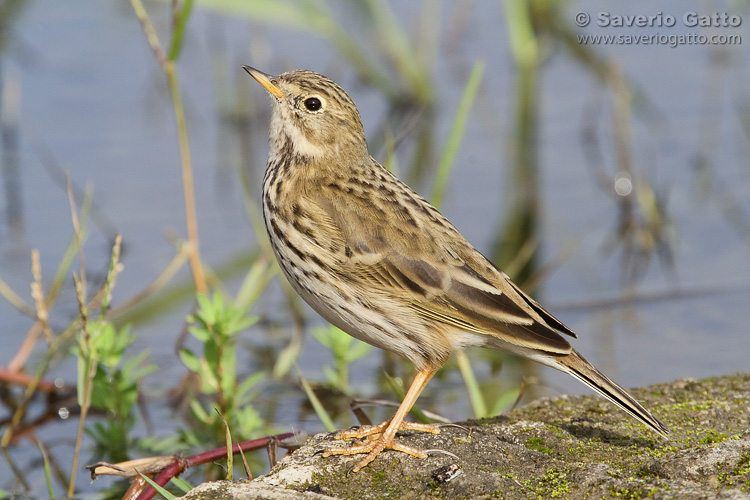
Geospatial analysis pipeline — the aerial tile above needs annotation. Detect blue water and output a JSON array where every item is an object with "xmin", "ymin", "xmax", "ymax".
[{"xmin": 1, "ymin": 0, "xmax": 748, "ymax": 496}]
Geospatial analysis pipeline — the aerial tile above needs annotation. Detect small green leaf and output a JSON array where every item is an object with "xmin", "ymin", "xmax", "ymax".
[
  {"xmin": 273, "ymin": 338, "xmax": 301, "ymax": 378},
  {"xmin": 311, "ymin": 324, "xmax": 334, "ymax": 349},
  {"xmin": 347, "ymin": 338, "xmax": 371, "ymax": 362},
  {"xmin": 187, "ymin": 324, "xmax": 210, "ymax": 342},
  {"xmin": 169, "ymin": 476, "xmax": 193, "ymax": 494},
  {"xmin": 236, "ymin": 256, "xmax": 276, "ymax": 311},
  {"xmin": 136, "ymin": 470, "xmax": 178, "ymax": 500},
  {"xmin": 221, "ymin": 343, "xmax": 237, "ymax": 397},
  {"xmin": 178, "ymin": 348, "xmax": 202, "ymax": 373},
  {"xmin": 122, "ymin": 349, "xmax": 157, "ymax": 379},
  {"xmin": 89, "ymin": 368, "xmax": 112, "ymax": 408},
  {"xmin": 235, "ymin": 371, "xmax": 265, "ymax": 404},
  {"xmin": 189, "ymin": 399, "xmax": 213, "ymax": 425},
  {"xmin": 322, "ymin": 365, "xmax": 340, "ymax": 387},
  {"xmin": 204, "ymin": 339, "xmax": 220, "ymax": 376},
  {"xmin": 236, "ymin": 405, "xmax": 264, "ymax": 437},
  {"xmin": 490, "ymin": 388, "xmax": 521, "ymax": 416}
]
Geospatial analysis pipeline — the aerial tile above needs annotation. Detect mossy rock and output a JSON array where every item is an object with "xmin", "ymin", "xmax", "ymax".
[{"xmin": 185, "ymin": 373, "xmax": 750, "ymax": 499}]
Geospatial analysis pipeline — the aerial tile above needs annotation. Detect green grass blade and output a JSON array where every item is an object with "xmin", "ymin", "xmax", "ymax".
[
  {"xmin": 362, "ymin": 0, "xmax": 431, "ymax": 100},
  {"xmin": 137, "ymin": 471, "xmax": 178, "ymax": 500},
  {"xmin": 296, "ymin": 366, "xmax": 336, "ymax": 432},
  {"xmin": 215, "ymin": 408, "xmax": 233, "ymax": 480},
  {"xmin": 38, "ymin": 444, "xmax": 54, "ymax": 500},
  {"xmin": 169, "ymin": 476, "xmax": 193, "ymax": 493},
  {"xmin": 455, "ymin": 350, "xmax": 488, "ymax": 418},
  {"xmin": 431, "ymin": 60, "xmax": 485, "ymax": 209},
  {"xmin": 47, "ymin": 184, "xmax": 94, "ymax": 306},
  {"xmin": 168, "ymin": 0, "xmax": 194, "ymax": 61},
  {"xmin": 235, "ymin": 254, "xmax": 276, "ymax": 313},
  {"xmin": 194, "ymin": 0, "xmax": 394, "ymax": 97},
  {"xmin": 490, "ymin": 387, "xmax": 521, "ymax": 416},
  {"xmin": 504, "ymin": 0, "xmax": 538, "ymax": 66}
]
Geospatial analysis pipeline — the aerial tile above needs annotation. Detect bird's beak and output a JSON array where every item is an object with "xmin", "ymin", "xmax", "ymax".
[{"xmin": 243, "ymin": 65, "xmax": 285, "ymax": 100}]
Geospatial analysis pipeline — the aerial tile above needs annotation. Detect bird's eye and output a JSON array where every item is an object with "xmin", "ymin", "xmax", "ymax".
[{"xmin": 304, "ymin": 97, "xmax": 322, "ymax": 111}]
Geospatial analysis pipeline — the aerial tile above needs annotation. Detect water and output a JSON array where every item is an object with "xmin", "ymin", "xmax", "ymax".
[{"xmin": 1, "ymin": 0, "xmax": 748, "ymax": 496}]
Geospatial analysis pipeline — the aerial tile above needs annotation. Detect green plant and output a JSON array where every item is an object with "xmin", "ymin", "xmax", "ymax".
[
  {"xmin": 86, "ymin": 321, "xmax": 156, "ymax": 462},
  {"xmin": 72, "ymin": 235, "xmax": 156, "ymax": 466},
  {"xmin": 83, "ymin": 322, "xmax": 156, "ymax": 463},
  {"xmin": 179, "ymin": 292, "xmax": 265, "ymax": 444},
  {"xmin": 69, "ymin": 225, "xmax": 124, "ymax": 498},
  {"xmin": 312, "ymin": 324, "xmax": 370, "ymax": 395}
]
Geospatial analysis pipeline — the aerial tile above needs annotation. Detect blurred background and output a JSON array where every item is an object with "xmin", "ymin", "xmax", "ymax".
[{"xmin": 1, "ymin": 0, "xmax": 748, "ymax": 497}]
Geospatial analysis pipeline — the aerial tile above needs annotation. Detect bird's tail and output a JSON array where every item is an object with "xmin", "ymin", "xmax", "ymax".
[{"xmin": 557, "ymin": 349, "xmax": 669, "ymax": 438}]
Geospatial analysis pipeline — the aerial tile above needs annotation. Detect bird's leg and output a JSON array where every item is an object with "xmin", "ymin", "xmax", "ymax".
[{"xmin": 323, "ymin": 365, "xmax": 441, "ymax": 472}]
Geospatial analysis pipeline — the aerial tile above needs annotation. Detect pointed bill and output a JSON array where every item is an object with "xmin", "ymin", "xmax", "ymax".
[{"xmin": 243, "ymin": 65, "xmax": 285, "ymax": 100}]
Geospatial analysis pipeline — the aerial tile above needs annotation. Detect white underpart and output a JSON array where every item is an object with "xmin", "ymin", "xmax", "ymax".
[
  {"xmin": 288, "ymin": 120, "xmax": 326, "ymax": 158},
  {"xmin": 264, "ymin": 210, "xmax": 434, "ymax": 366},
  {"xmin": 270, "ymin": 103, "xmax": 327, "ymax": 160}
]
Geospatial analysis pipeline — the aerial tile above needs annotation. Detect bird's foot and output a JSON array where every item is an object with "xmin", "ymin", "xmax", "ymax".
[
  {"xmin": 334, "ymin": 418, "xmax": 441, "ymax": 440},
  {"xmin": 323, "ymin": 419, "xmax": 441, "ymax": 472}
]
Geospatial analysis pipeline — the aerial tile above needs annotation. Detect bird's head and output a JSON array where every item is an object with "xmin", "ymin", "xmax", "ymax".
[{"xmin": 244, "ymin": 66, "xmax": 368, "ymax": 163}]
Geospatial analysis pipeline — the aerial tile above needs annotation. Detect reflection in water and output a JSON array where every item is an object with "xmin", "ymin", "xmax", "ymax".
[
  {"xmin": 0, "ymin": 0, "xmax": 29, "ymax": 244},
  {"xmin": 2, "ymin": 70, "xmax": 24, "ymax": 241}
]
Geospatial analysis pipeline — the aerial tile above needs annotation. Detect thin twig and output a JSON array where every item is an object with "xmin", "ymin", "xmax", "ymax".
[
  {"xmin": 67, "ymin": 175, "xmax": 86, "ymax": 297},
  {"xmin": 7, "ymin": 322, "xmax": 42, "ymax": 373},
  {"xmin": 125, "ymin": 432, "xmax": 299, "ymax": 500},
  {"xmin": 108, "ymin": 242, "xmax": 190, "ymax": 317},
  {"xmin": 0, "ymin": 367, "xmax": 58, "ymax": 392},
  {"xmin": 128, "ymin": 0, "xmax": 167, "ymax": 66},
  {"xmin": 30, "ymin": 250, "xmax": 53, "ymax": 343},
  {"xmin": 164, "ymin": 63, "xmax": 207, "ymax": 294},
  {"xmin": 67, "ymin": 176, "xmax": 91, "ymax": 499},
  {"xmin": 128, "ymin": 0, "xmax": 206, "ymax": 295},
  {"xmin": 0, "ymin": 275, "xmax": 35, "ymax": 317}
]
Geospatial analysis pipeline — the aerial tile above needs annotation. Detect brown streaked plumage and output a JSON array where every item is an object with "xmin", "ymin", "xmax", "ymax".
[{"xmin": 245, "ymin": 66, "xmax": 669, "ymax": 472}]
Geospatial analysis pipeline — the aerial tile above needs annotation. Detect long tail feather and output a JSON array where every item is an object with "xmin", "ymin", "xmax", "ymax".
[{"xmin": 558, "ymin": 349, "xmax": 669, "ymax": 438}]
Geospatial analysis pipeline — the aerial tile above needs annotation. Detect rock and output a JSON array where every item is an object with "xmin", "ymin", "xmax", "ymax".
[{"xmin": 184, "ymin": 373, "xmax": 750, "ymax": 499}]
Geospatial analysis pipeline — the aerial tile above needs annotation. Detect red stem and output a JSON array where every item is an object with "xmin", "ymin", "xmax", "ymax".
[{"xmin": 134, "ymin": 432, "xmax": 298, "ymax": 500}]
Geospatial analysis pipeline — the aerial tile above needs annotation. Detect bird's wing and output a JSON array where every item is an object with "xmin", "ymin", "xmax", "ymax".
[
  {"xmin": 306, "ymin": 179, "xmax": 575, "ymax": 355},
  {"xmin": 381, "ymin": 252, "xmax": 574, "ymax": 354}
]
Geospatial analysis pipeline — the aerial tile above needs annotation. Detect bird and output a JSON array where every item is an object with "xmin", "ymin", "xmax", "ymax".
[{"xmin": 243, "ymin": 65, "xmax": 669, "ymax": 472}]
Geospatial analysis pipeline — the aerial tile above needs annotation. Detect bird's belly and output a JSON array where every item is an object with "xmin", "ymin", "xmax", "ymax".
[{"xmin": 266, "ymin": 219, "xmax": 451, "ymax": 368}]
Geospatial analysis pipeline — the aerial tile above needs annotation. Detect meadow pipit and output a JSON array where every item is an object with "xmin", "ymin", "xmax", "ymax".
[{"xmin": 245, "ymin": 66, "xmax": 669, "ymax": 472}]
